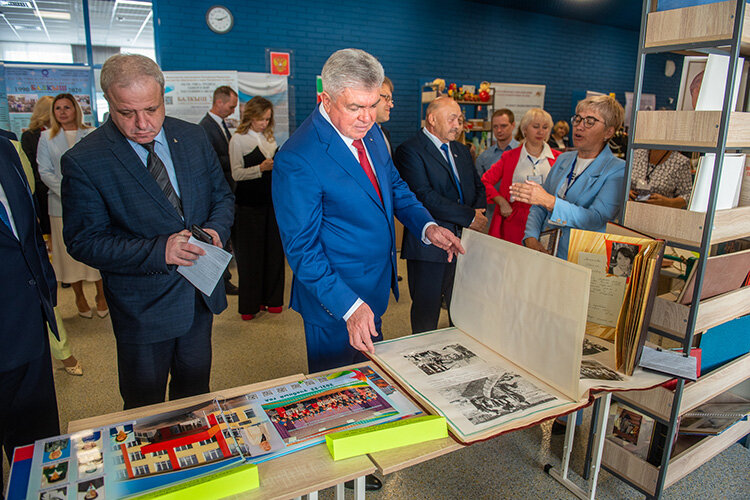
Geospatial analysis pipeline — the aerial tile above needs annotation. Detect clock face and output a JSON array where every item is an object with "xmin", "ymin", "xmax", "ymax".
[{"xmin": 206, "ymin": 6, "xmax": 233, "ymax": 34}]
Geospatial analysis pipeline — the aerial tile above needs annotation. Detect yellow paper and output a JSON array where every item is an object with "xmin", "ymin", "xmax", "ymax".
[{"xmin": 326, "ymin": 415, "xmax": 447, "ymax": 460}]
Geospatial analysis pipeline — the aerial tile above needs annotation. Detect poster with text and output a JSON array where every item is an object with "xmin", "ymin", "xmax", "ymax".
[
  {"xmin": 163, "ymin": 70, "xmax": 239, "ymax": 126},
  {"xmin": 4, "ymin": 64, "xmax": 93, "ymax": 138},
  {"xmin": 490, "ymin": 83, "xmax": 546, "ymax": 135},
  {"xmin": 237, "ymin": 72, "xmax": 290, "ymax": 146},
  {"xmin": 0, "ymin": 63, "xmax": 10, "ymax": 132}
]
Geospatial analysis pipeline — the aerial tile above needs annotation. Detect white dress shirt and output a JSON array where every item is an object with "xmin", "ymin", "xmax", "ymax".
[
  {"xmin": 512, "ymin": 142, "xmax": 555, "ymax": 185},
  {"xmin": 208, "ymin": 110, "xmax": 231, "ymax": 141},
  {"xmin": 229, "ymin": 130, "xmax": 277, "ymax": 181},
  {"xmin": 0, "ymin": 182, "xmax": 19, "ymax": 239}
]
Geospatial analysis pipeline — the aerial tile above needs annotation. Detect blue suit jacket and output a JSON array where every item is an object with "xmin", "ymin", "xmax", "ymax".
[
  {"xmin": 272, "ymin": 107, "xmax": 433, "ymax": 328},
  {"xmin": 61, "ymin": 117, "xmax": 235, "ymax": 344},
  {"xmin": 0, "ymin": 137, "xmax": 58, "ymax": 371},
  {"xmin": 395, "ymin": 131, "xmax": 485, "ymax": 263},
  {"xmin": 524, "ymin": 146, "xmax": 626, "ymax": 259}
]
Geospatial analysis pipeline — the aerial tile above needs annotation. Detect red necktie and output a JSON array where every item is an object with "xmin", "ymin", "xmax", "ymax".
[{"xmin": 352, "ymin": 139, "xmax": 382, "ymax": 202}]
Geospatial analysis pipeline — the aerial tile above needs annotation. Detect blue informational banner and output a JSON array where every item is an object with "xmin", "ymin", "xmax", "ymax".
[
  {"xmin": 4, "ymin": 64, "xmax": 93, "ymax": 139},
  {"xmin": 0, "ymin": 63, "xmax": 10, "ymax": 132}
]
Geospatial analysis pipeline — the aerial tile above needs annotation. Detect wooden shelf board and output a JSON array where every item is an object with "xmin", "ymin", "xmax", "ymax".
[
  {"xmin": 633, "ymin": 111, "xmax": 750, "ymax": 149},
  {"xmin": 623, "ymin": 202, "xmax": 750, "ymax": 248},
  {"xmin": 666, "ymin": 419, "xmax": 750, "ymax": 489},
  {"xmin": 680, "ymin": 351, "xmax": 750, "ymax": 416},
  {"xmin": 651, "ymin": 286, "xmax": 750, "ymax": 338},
  {"xmin": 614, "ymin": 352, "xmax": 750, "ymax": 422},
  {"xmin": 645, "ymin": 1, "xmax": 750, "ymax": 57},
  {"xmin": 602, "ymin": 440, "xmax": 659, "ymax": 495}
]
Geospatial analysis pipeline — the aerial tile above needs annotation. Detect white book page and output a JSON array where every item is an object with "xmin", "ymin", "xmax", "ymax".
[{"xmin": 450, "ymin": 231, "xmax": 589, "ymax": 401}]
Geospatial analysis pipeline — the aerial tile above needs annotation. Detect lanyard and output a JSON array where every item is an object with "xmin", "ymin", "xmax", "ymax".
[
  {"xmin": 526, "ymin": 154, "xmax": 543, "ymax": 176},
  {"xmin": 564, "ymin": 156, "xmax": 578, "ymax": 195}
]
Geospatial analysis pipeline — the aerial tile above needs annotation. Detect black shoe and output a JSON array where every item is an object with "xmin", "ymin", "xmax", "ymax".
[
  {"xmin": 344, "ymin": 474, "xmax": 382, "ymax": 491},
  {"xmin": 225, "ymin": 282, "xmax": 239, "ymax": 295},
  {"xmin": 61, "ymin": 282, "xmax": 71, "ymax": 288}
]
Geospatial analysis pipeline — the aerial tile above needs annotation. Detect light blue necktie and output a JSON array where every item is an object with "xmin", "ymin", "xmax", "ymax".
[
  {"xmin": 0, "ymin": 200, "xmax": 13, "ymax": 235},
  {"xmin": 440, "ymin": 143, "xmax": 464, "ymax": 204}
]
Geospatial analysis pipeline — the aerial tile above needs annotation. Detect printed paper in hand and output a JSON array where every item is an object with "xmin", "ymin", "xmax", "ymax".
[{"xmin": 177, "ymin": 236, "xmax": 232, "ymax": 296}]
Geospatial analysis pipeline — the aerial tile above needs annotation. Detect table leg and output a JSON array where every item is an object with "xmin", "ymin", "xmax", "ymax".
[
  {"xmin": 335, "ymin": 482, "xmax": 346, "ymax": 500},
  {"xmin": 354, "ymin": 475, "xmax": 366, "ymax": 500},
  {"xmin": 545, "ymin": 394, "xmax": 613, "ymax": 500}
]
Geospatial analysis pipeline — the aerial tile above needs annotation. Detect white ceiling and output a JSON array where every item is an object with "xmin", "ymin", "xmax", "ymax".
[{"xmin": 0, "ymin": 0, "xmax": 153, "ymax": 48}]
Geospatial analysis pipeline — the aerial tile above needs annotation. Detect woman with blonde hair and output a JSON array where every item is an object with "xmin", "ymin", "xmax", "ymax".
[
  {"xmin": 38, "ymin": 93, "xmax": 108, "ymax": 319},
  {"xmin": 514, "ymin": 95, "xmax": 626, "ymax": 259},
  {"xmin": 21, "ymin": 95, "xmax": 54, "ymax": 235},
  {"xmin": 548, "ymin": 120, "xmax": 570, "ymax": 150},
  {"xmin": 229, "ymin": 97, "xmax": 285, "ymax": 321},
  {"xmin": 481, "ymin": 108, "xmax": 561, "ymax": 244}
]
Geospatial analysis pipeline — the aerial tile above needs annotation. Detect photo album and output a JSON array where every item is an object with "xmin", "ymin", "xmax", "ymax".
[{"xmin": 370, "ymin": 230, "xmax": 669, "ymax": 443}]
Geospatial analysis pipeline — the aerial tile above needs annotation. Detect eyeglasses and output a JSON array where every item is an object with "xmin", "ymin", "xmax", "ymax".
[
  {"xmin": 570, "ymin": 114, "xmax": 603, "ymax": 128},
  {"xmin": 379, "ymin": 94, "xmax": 393, "ymax": 104}
]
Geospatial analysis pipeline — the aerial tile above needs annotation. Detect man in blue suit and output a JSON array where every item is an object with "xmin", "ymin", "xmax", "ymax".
[
  {"xmin": 395, "ymin": 97, "xmax": 487, "ymax": 333},
  {"xmin": 0, "ymin": 137, "xmax": 59, "ymax": 490},
  {"xmin": 61, "ymin": 55, "xmax": 234, "ymax": 410},
  {"xmin": 273, "ymin": 49, "xmax": 464, "ymax": 375}
]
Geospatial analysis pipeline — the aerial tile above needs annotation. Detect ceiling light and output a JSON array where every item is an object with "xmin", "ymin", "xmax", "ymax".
[
  {"xmin": 116, "ymin": 0, "xmax": 152, "ymax": 6},
  {"xmin": 0, "ymin": 1, "xmax": 33, "ymax": 8},
  {"xmin": 36, "ymin": 10, "xmax": 71, "ymax": 20}
]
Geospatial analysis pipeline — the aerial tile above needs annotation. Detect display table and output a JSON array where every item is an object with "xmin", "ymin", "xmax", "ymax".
[{"xmin": 66, "ymin": 373, "xmax": 375, "ymax": 500}]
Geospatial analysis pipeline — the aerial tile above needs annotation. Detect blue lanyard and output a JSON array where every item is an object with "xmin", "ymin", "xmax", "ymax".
[
  {"xmin": 526, "ymin": 154, "xmax": 543, "ymax": 175},
  {"xmin": 565, "ymin": 156, "xmax": 579, "ymax": 194}
]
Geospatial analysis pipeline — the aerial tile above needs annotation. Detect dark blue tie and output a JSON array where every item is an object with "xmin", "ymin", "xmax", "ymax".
[
  {"xmin": 0, "ymin": 200, "xmax": 14, "ymax": 235},
  {"xmin": 440, "ymin": 143, "xmax": 464, "ymax": 204},
  {"xmin": 222, "ymin": 120, "xmax": 232, "ymax": 142}
]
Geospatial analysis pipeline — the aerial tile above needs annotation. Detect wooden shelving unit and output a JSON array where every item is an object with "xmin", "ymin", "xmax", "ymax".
[
  {"xmin": 603, "ymin": 1, "xmax": 750, "ymax": 498},
  {"xmin": 623, "ymin": 201, "xmax": 750, "ymax": 247}
]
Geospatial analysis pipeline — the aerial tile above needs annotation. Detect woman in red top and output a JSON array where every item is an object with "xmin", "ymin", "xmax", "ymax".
[{"xmin": 481, "ymin": 108, "xmax": 561, "ymax": 244}]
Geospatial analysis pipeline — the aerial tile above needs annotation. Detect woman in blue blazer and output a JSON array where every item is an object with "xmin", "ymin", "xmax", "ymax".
[{"xmin": 511, "ymin": 95, "xmax": 626, "ymax": 259}]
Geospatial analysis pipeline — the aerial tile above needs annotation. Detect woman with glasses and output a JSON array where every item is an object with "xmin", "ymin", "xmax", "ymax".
[
  {"xmin": 481, "ymin": 108, "xmax": 561, "ymax": 244},
  {"xmin": 511, "ymin": 95, "xmax": 626, "ymax": 259}
]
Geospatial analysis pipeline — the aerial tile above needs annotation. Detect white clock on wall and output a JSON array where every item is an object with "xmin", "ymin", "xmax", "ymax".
[{"xmin": 206, "ymin": 5, "xmax": 234, "ymax": 34}]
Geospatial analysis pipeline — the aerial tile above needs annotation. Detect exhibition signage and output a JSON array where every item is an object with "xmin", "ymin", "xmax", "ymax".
[
  {"xmin": 490, "ymin": 82, "xmax": 546, "ymax": 132},
  {"xmin": 0, "ymin": 63, "xmax": 10, "ymax": 131},
  {"xmin": 4, "ymin": 64, "xmax": 93, "ymax": 138},
  {"xmin": 163, "ymin": 70, "xmax": 239, "ymax": 126},
  {"xmin": 238, "ymin": 72, "xmax": 290, "ymax": 145}
]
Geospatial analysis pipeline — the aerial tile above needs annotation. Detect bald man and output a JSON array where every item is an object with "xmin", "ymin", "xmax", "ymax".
[{"xmin": 395, "ymin": 97, "xmax": 487, "ymax": 333}]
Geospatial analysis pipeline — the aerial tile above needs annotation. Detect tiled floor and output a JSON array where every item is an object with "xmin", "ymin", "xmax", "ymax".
[{"xmin": 4, "ymin": 260, "xmax": 749, "ymax": 499}]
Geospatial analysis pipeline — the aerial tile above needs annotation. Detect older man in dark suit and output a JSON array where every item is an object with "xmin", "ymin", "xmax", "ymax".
[
  {"xmin": 61, "ymin": 54, "xmax": 234, "ymax": 410},
  {"xmin": 0, "ymin": 137, "xmax": 59, "ymax": 490},
  {"xmin": 395, "ymin": 97, "xmax": 487, "ymax": 333}
]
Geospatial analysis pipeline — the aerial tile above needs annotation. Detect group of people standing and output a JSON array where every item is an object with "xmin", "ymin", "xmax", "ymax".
[{"xmin": 1, "ymin": 47, "xmax": 696, "ymax": 494}]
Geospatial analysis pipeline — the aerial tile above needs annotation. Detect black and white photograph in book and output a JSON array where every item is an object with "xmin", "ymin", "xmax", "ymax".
[
  {"xmin": 404, "ymin": 344, "xmax": 479, "ymax": 376},
  {"xmin": 582, "ymin": 338, "xmax": 609, "ymax": 356},
  {"xmin": 580, "ymin": 359, "xmax": 624, "ymax": 381},
  {"xmin": 607, "ymin": 242, "xmax": 639, "ymax": 278},
  {"xmin": 442, "ymin": 371, "xmax": 556, "ymax": 425}
]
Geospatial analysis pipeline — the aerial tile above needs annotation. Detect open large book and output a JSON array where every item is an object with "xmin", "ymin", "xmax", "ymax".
[{"xmin": 370, "ymin": 230, "xmax": 668, "ymax": 443}]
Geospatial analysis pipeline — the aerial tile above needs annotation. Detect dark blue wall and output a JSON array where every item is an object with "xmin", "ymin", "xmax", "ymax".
[{"xmin": 154, "ymin": 0, "xmax": 682, "ymax": 147}]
